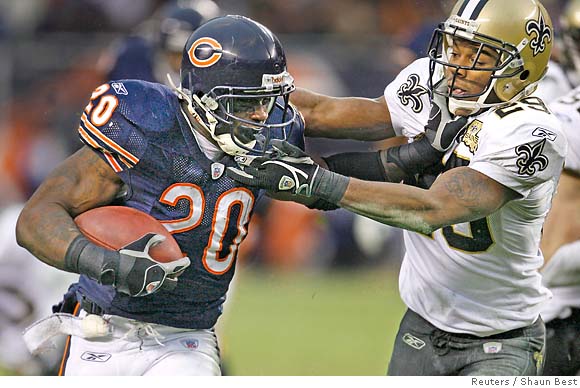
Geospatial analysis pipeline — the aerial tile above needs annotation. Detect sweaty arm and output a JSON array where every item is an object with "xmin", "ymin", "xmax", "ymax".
[
  {"xmin": 339, "ymin": 166, "xmax": 519, "ymax": 234},
  {"xmin": 291, "ymin": 87, "xmax": 395, "ymax": 141},
  {"xmin": 16, "ymin": 146, "xmax": 123, "ymax": 270}
]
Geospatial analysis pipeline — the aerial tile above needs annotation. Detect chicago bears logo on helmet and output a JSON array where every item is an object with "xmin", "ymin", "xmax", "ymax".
[{"xmin": 188, "ymin": 37, "xmax": 223, "ymax": 68}]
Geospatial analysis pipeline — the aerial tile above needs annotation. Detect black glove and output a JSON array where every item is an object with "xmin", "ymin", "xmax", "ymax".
[
  {"xmin": 115, "ymin": 233, "xmax": 190, "ymax": 296},
  {"xmin": 227, "ymin": 139, "xmax": 349, "ymax": 203},
  {"xmin": 65, "ymin": 233, "xmax": 190, "ymax": 297},
  {"xmin": 424, "ymin": 92, "xmax": 468, "ymax": 152}
]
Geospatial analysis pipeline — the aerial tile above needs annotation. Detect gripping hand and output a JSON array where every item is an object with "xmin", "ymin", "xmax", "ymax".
[
  {"xmin": 227, "ymin": 139, "xmax": 350, "ymax": 203},
  {"xmin": 115, "ymin": 233, "xmax": 190, "ymax": 297},
  {"xmin": 227, "ymin": 140, "xmax": 321, "ymax": 196},
  {"xmin": 424, "ymin": 93, "xmax": 468, "ymax": 152}
]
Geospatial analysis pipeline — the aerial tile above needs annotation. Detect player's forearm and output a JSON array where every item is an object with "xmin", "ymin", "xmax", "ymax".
[
  {"xmin": 336, "ymin": 167, "xmax": 508, "ymax": 234},
  {"xmin": 292, "ymin": 88, "xmax": 393, "ymax": 140},
  {"xmin": 338, "ymin": 178, "xmax": 441, "ymax": 234},
  {"xmin": 16, "ymin": 200, "xmax": 83, "ymax": 271},
  {"xmin": 16, "ymin": 148, "xmax": 123, "ymax": 271}
]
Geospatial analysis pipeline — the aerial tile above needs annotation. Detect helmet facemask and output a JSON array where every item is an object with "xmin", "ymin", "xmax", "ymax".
[
  {"xmin": 428, "ymin": 19, "xmax": 529, "ymax": 115},
  {"xmin": 198, "ymin": 72, "xmax": 297, "ymax": 155}
]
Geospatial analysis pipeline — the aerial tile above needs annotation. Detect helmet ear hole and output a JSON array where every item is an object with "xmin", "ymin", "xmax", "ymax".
[{"xmin": 520, "ymin": 70, "xmax": 530, "ymax": 81}]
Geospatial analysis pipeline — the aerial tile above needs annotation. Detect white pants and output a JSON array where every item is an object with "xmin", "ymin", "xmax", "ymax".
[{"xmin": 61, "ymin": 310, "xmax": 221, "ymax": 376}]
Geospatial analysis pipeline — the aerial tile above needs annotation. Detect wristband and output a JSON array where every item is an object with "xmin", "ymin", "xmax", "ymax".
[
  {"xmin": 311, "ymin": 168, "xmax": 350, "ymax": 204},
  {"xmin": 64, "ymin": 235, "xmax": 119, "ymax": 285}
]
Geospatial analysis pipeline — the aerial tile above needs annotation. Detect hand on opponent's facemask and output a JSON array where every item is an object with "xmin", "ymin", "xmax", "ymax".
[{"xmin": 226, "ymin": 139, "xmax": 350, "ymax": 204}]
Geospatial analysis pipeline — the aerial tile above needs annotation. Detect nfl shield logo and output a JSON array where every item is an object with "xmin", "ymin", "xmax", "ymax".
[
  {"xmin": 181, "ymin": 339, "xmax": 199, "ymax": 350},
  {"xmin": 211, "ymin": 162, "xmax": 225, "ymax": 180}
]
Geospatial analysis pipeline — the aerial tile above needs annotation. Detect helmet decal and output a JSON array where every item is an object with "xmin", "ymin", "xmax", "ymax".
[
  {"xmin": 526, "ymin": 12, "xmax": 552, "ymax": 57},
  {"xmin": 188, "ymin": 37, "xmax": 223, "ymax": 68},
  {"xmin": 179, "ymin": 15, "xmax": 297, "ymax": 156},
  {"xmin": 456, "ymin": 0, "xmax": 489, "ymax": 20}
]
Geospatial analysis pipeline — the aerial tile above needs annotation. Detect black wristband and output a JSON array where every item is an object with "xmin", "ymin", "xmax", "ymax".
[
  {"xmin": 386, "ymin": 135, "xmax": 443, "ymax": 175},
  {"xmin": 64, "ymin": 235, "xmax": 120, "ymax": 285},
  {"xmin": 64, "ymin": 235, "xmax": 91, "ymax": 274},
  {"xmin": 323, "ymin": 151, "xmax": 387, "ymax": 182},
  {"xmin": 311, "ymin": 167, "xmax": 350, "ymax": 204}
]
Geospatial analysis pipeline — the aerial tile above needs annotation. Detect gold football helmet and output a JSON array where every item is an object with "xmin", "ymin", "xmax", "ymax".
[
  {"xmin": 428, "ymin": 0, "xmax": 553, "ymax": 115},
  {"xmin": 560, "ymin": 0, "xmax": 580, "ymax": 82}
]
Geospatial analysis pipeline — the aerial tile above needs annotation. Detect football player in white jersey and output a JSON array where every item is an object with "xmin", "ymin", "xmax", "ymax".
[
  {"xmin": 228, "ymin": 0, "xmax": 566, "ymax": 376},
  {"xmin": 538, "ymin": 85, "xmax": 580, "ymax": 375},
  {"xmin": 534, "ymin": 0, "xmax": 580, "ymax": 101},
  {"xmin": 531, "ymin": 0, "xmax": 580, "ymax": 375}
]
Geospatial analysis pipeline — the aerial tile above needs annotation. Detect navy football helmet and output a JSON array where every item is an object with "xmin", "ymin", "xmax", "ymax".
[
  {"xmin": 178, "ymin": 15, "xmax": 297, "ymax": 155},
  {"xmin": 159, "ymin": 0, "xmax": 220, "ymax": 53}
]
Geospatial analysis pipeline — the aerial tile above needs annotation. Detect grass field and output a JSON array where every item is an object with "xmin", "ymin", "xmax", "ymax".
[
  {"xmin": 0, "ymin": 265, "xmax": 404, "ymax": 376},
  {"xmin": 216, "ymin": 265, "xmax": 405, "ymax": 376}
]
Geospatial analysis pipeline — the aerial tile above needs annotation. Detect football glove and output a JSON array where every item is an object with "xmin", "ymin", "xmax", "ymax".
[
  {"xmin": 227, "ymin": 139, "xmax": 350, "ymax": 203},
  {"xmin": 424, "ymin": 92, "xmax": 468, "ymax": 152},
  {"xmin": 66, "ymin": 233, "xmax": 190, "ymax": 297},
  {"xmin": 115, "ymin": 233, "xmax": 190, "ymax": 297}
]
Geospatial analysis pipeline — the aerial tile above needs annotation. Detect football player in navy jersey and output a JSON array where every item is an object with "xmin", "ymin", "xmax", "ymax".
[{"xmin": 15, "ymin": 15, "xmax": 303, "ymax": 376}]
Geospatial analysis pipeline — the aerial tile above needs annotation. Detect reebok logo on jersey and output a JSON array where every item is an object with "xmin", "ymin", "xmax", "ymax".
[
  {"xmin": 532, "ymin": 127, "xmax": 557, "ymax": 141},
  {"xmin": 81, "ymin": 351, "xmax": 111, "ymax": 362},
  {"xmin": 402, "ymin": 333, "xmax": 425, "ymax": 350},
  {"xmin": 111, "ymin": 82, "xmax": 128, "ymax": 95},
  {"xmin": 397, "ymin": 74, "xmax": 429, "ymax": 113}
]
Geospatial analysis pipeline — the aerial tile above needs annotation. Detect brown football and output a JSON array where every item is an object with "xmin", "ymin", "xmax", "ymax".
[{"xmin": 74, "ymin": 206, "xmax": 183, "ymax": 263}]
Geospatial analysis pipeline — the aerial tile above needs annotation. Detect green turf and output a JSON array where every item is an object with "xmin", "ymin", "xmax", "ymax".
[{"xmin": 216, "ymin": 265, "xmax": 405, "ymax": 376}]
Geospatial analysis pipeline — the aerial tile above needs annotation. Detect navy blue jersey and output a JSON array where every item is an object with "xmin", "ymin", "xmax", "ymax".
[{"xmin": 73, "ymin": 80, "xmax": 305, "ymax": 329}]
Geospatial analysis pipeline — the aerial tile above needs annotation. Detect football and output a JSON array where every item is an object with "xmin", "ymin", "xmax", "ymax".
[{"xmin": 74, "ymin": 206, "xmax": 183, "ymax": 263}]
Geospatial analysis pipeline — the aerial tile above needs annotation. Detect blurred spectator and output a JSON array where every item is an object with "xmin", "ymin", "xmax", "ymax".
[
  {"xmin": 0, "ymin": 204, "xmax": 77, "ymax": 375},
  {"xmin": 98, "ymin": 0, "xmax": 221, "ymax": 84}
]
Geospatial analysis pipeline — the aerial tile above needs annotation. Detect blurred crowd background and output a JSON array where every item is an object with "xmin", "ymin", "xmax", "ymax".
[{"xmin": 0, "ymin": 0, "xmax": 572, "ymax": 376}]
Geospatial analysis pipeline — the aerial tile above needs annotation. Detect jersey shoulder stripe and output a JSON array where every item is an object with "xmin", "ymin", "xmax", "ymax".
[{"xmin": 80, "ymin": 113, "xmax": 140, "ymax": 165}]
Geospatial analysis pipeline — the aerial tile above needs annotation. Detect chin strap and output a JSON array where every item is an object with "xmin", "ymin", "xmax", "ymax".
[{"xmin": 167, "ymin": 74, "xmax": 252, "ymax": 156}]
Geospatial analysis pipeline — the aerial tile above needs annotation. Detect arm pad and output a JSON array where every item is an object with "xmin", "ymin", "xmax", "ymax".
[
  {"xmin": 323, "ymin": 151, "xmax": 387, "ymax": 182},
  {"xmin": 385, "ymin": 134, "xmax": 444, "ymax": 175}
]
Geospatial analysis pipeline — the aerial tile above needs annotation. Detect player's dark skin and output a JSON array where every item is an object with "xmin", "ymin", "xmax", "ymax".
[
  {"xmin": 16, "ymin": 148, "xmax": 123, "ymax": 271},
  {"xmin": 15, "ymin": 138, "xmax": 414, "ymax": 275}
]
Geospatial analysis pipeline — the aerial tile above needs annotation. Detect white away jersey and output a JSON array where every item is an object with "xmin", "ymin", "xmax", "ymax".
[
  {"xmin": 385, "ymin": 58, "xmax": 568, "ymax": 336},
  {"xmin": 547, "ymin": 86, "xmax": 580, "ymax": 174},
  {"xmin": 540, "ymin": 85, "xmax": 580, "ymax": 322},
  {"xmin": 533, "ymin": 61, "xmax": 573, "ymax": 104}
]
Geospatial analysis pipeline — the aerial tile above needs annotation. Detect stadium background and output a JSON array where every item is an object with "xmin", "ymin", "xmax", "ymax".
[{"xmin": 0, "ymin": 0, "xmax": 568, "ymax": 376}]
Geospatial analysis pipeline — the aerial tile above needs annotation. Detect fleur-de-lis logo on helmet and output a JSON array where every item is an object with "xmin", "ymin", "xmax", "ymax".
[
  {"xmin": 515, "ymin": 139, "xmax": 549, "ymax": 176},
  {"xmin": 525, "ymin": 12, "xmax": 552, "ymax": 57},
  {"xmin": 397, "ymin": 74, "xmax": 429, "ymax": 113}
]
